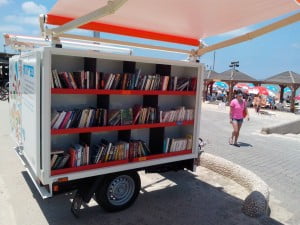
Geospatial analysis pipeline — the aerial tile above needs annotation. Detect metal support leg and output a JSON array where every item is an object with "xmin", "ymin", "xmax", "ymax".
[{"xmin": 71, "ymin": 191, "xmax": 83, "ymax": 218}]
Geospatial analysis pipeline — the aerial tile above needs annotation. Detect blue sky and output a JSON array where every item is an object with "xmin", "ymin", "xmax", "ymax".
[{"xmin": 0, "ymin": 0, "xmax": 299, "ymax": 80}]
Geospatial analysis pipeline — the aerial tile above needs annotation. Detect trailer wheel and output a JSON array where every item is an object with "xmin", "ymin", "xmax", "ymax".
[{"xmin": 95, "ymin": 171, "xmax": 141, "ymax": 212}]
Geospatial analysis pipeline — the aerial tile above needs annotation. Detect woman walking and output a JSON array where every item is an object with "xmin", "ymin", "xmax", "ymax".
[
  {"xmin": 229, "ymin": 90, "xmax": 249, "ymax": 147},
  {"xmin": 253, "ymin": 94, "xmax": 261, "ymax": 114}
]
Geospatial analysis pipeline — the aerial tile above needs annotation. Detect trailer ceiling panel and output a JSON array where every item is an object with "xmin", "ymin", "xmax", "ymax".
[{"xmin": 47, "ymin": 0, "xmax": 300, "ymax": 46}]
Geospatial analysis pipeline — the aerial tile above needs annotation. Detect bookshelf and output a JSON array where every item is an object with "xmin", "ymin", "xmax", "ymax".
[{"xmin": 44, "ymin": 47, "xmax": 202, "ymax": 179}]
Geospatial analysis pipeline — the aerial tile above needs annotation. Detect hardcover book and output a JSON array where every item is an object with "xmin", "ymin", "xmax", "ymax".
[{"xmin": 120, "ymin": 108, "xmax": 133, "ymax": 125}]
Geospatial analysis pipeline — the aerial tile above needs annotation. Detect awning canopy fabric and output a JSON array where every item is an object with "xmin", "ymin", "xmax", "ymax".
[{"xmin": 47, "ymin": 0, "xmax": 299, "ymax": 46}]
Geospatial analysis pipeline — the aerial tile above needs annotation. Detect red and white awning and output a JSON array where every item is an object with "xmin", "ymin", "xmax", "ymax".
[{"xmin": 47, "ymin": 0, "xmax": 299, "ymax": 46}]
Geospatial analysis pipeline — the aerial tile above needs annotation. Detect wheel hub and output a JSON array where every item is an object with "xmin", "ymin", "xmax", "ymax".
[{"xmin": 107, "ymin": 175, "xmax": 135, "ymax": 206}]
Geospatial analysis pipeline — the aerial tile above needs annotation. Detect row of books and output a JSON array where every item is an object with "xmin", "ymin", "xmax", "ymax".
[
  {"xmin": 51, "ymin": 105, "xmax": 194, "ymax": 129},
  {"xmin": 51, "ymin": 69, "xmax": 197, "ymax": 91},
  {"xmin": 164, "ymin": 135, "xmax": 193, "ymax": 153},
  {"xmin": 51, "ymin": 108, "xmax": 108, "ymax": 129},
  {"xmin": 92, "ymin": 139, "xmax": 150, "ymax": 164},
  {"xmin": 51, "ymin": 150, "xmax": 70, "ymax": 170},
  {"xmin": 159, "ymin": 107, "xmax": 194, "ymax": 122},
  {"xmin": 51, "ymin": 70, "xmax": 102, "ymax": 89},
  {"xmin": 51, "ymin": 139, "xmax": 151, "ymax": 170}
]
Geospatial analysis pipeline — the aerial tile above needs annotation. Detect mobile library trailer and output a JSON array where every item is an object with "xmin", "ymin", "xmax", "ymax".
[{"xmin": 7, "ymin": 0, "xmax": 299, "ymax": 217}]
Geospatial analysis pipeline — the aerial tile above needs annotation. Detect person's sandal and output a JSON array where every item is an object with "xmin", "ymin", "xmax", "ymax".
[{"xmin": 233, "ymin": 143, "xmax": 240, "ymax": 147}]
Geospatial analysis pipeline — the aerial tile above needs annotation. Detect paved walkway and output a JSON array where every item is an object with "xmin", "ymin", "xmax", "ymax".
[{"xmin": 201, "ymin": 103, "xmax": 300, "ymax": 225}]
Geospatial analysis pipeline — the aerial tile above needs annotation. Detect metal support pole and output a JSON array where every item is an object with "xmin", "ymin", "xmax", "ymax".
[
  {"xmin": 279, "ymin": 85, "xmax": 286, "ymax": 103},
  {"xmin": 47, "ymin": 0, "xmax": 128, "ymax": 36},
  {"xmin": 290, "ymin": 84, "xmax": 297, "ymax": 113},
  {"xmin": 195, "ymin": 12, "xmax": 300, "ymax": 57}
]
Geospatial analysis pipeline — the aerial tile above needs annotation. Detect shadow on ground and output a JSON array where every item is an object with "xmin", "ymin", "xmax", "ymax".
[
  {"xmin": 22, "ymin": 170, "xmax": 283, "ymax": 225},
  {"xmin": 238, "ymin": 142, "xmax": 253, "ymax": 147}
]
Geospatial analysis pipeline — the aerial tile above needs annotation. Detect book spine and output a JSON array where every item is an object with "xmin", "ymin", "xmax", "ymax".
[
  {"xmin": 59, "ymin": 111, "xmax": 72, "ymax": 129},
  {"xmin": 68, "ymin": 72, "xmax": 78, "ymax": 89},
  {"xmin": 54, "ymin": 70, "xmax": 62, "ymax": 88}
]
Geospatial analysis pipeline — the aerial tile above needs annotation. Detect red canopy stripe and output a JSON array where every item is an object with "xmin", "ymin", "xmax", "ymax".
[{"xmin": 46, "ymin": 14, "xmax": 201, "ymax": 46}]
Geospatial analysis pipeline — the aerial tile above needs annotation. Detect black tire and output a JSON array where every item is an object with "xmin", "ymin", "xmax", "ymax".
[{"xmin": 95, "ymin": 171, "xmax": 141, "ymax": 212}]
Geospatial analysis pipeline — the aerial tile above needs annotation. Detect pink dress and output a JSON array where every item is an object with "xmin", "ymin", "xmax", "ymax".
[{"xmin": 230, "ymin": 99, "xmax": 245, "ymax": 119}]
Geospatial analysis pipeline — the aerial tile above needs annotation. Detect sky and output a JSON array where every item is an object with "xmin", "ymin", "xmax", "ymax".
[{"xmin": 0, "ymin": 0, "xmax": 299, "ymax": 80}]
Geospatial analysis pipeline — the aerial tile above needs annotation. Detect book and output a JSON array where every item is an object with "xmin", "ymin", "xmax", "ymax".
[
  {"xmin": 52, "ymin": 111, "xmax": 67, "ymax": 129},
  {"xmin": 65, "ymin": 111, "xmax": 76, "ymax": 128},
  {"xmin": 51, "ymin": 110, "xmax": 60, "ymax": 128},
  {"xmin": 188, "ymin": 77, "xmax": 197, "ymax": 91},
  {"xmin": 121, "ymin": 73, "xmax": 128, "ymax": 90},
  {"xmin": 104, "ymin": 142, "xmax": 113, "ymax": 162},
  {"xmin": 51, "ymin": 154, "xmax": 59, "ymax": 168},
  {"xmin": 164, "ymin": 136, "xmax": 192, "ymax": 153},
  {"xmin": 59, "ymin": 111, "xmax": 73, "ymax": 129},
  {"xmin": 52, "ymin": 69, "xmax": 62, "ymax": 88},
  {"xmin": 108, "ymin": 109, "xmax": 121, "ymax": 126},
  {"xmin": 70, "ymin": 144, "xmax": 83, "ymax": 167},
  {"xmin": 78, "ymin": 109, "xmax": 89, "ymax": 128},
  {"xmin": 95, "ymin": 72, "xmax": 101, "ymax": 89},
  {"xmin": 160, "ymin": 107, "xmax": 194, "ymax": 123},
  {"xmin": 164, "ymin": 138, "xmax": 170, "ymax": 153},
  {"xmin": 173, "ymin": 76, "xmax": 178, "ymax": 91},
  {"xmin": 133, "ymin": 105, "xmax": 142, "ymax": 124},
  {"xmin": 80, "ymin": 71, "xmax": 85, "ymax": 89},
  {"xmin": 134, "ymin": 68, "xmax": 142, "ymax": 89},
  {"xmin": 52, "ymin": 155, "xmax": 64, "ymax": 169},
  {"xmin": 111, "ymin": 73, "xmax": 121, "ymax": 89},
  {"xmin": 120, "ymin": 108, "xmax": 133, "ymax": 125},
  {"xmin": 68, "ymin": 72, "xmax": 78, "ymax": 89},
  {"xmin": 69, "ymin": 110, "xmax": 82, "ymax": 128},
  {"xmin": 162, "ymin": 76, "xmax": 170, "ymax": 91},
  {"xmin": 63, "ymin": 72, "xmax": 73, "ymax": 88},
  {"xmin": 89, "ymin": 71, "xmax": 95, "ymax": 89},
  {"xmin": 72, "ymin": 72, "xmax": 82, "ymax": 89},
  {"xmin": 86, "ymin": 71, "xmax": 90, "ymax": 89},
  {"xmin": 85, "ymin": 109, "xmax": 94, "ymax": 127},
  {"xmin": 56, "ymin": 154, "xmax": 70, "ymax": 169},
  {"xmin": 176, "ymin": 78, "xmax": 189, "ymax": 91}
]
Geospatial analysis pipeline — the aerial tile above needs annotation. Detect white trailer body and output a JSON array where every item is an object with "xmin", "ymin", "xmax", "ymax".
[{"xmin": 10, "ymin": 46, "xmax": 203, "ymax": 214}]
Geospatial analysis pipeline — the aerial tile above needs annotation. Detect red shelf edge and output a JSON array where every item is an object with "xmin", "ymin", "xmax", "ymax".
[
  {"xmin": 51, "ymin": 88, "xmax": 196, "ymax": 96},
  {"xmin": 131, "ymin": 149, "xmax": 193, "ymax": 162},
  {"xmin": 51, "ymin": 121, "xmax": 194, "ymax": 135},
  {"xmin": 51, "ymin": 159, "xmax": 129, "ymax": 176},
  {"xmin": 51, "ymin": 150, "xmax": 193, "ymax": 176}
]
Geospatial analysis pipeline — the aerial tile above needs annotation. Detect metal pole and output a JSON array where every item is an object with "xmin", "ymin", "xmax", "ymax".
[
  {"xmin": 93, "ymin": 32, "xmax": 100, "ymax": 38},
  {"xmin": 212, "ymin": 51, "xmax": 216, "ymax": 70},
  {"xmin": 49, "ymin": 0, "xmax": 128, "ymax": 36}
]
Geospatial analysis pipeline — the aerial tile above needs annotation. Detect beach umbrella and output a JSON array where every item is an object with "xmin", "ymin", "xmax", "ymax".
[
  {"xmin": 265, "ymin": 85, "xmax": 279, "ymax": 93},
  {"xmin": 284, "ymin": 87, "xmax": 292, "ymax": 93},
  {"xmin": 213, "ymin": 81, "xmax": 228, "ymax": 89},
  {"xmin": 267, "ymin": 90, "xmax": 276, "ymax": 97},
  {"xmin": 248, "ymin": 86, "xmax": 269, "ymax": 95},
  {"xmin": 294, "ymin": 96, "xmax": 300, "ymax": 101},
  {"xmin": 234, "ymin": 83, "xmax": 251, "ymax": 90}
]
